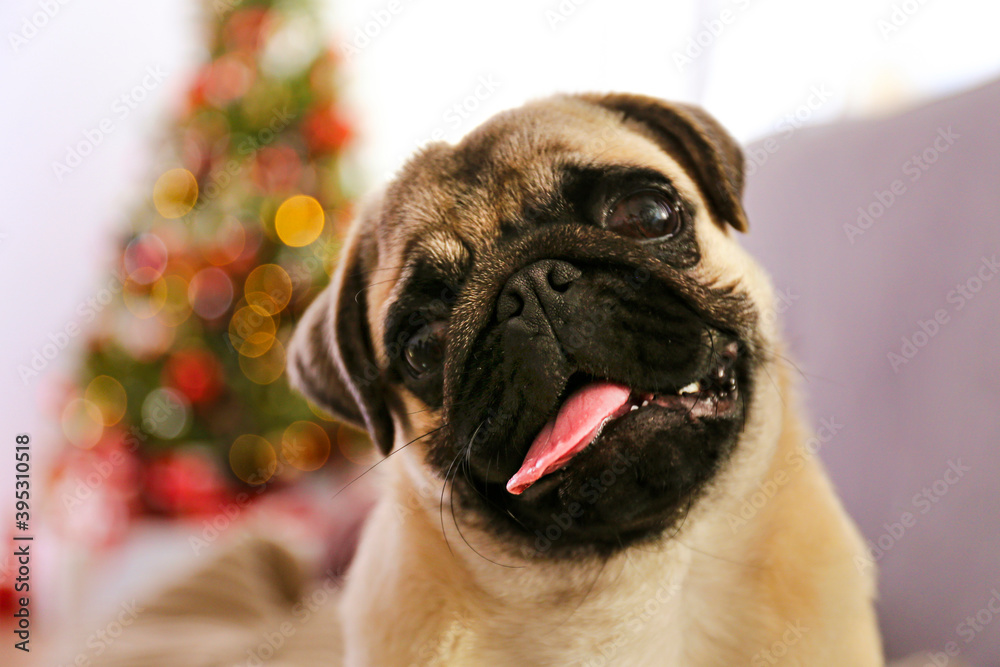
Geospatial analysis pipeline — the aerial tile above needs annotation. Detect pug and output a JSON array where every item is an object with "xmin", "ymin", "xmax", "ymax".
[{"xmin": 288, "ymin": 93, "xmax": 883, "ymax": 666}]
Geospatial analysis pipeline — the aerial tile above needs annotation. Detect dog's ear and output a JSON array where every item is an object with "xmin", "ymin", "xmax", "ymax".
[
  {"xmin": 287, "ymin": 198, "xmax": 395, "ymax": 455},
  {"xmin": 577, "ymin": 93, "xmax": 748, "ymax": 233}
]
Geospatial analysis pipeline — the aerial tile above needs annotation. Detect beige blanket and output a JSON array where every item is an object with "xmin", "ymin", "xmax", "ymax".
[{"xmin": 85, "ymin": 538, "xmax": 342, "ymax": 667}]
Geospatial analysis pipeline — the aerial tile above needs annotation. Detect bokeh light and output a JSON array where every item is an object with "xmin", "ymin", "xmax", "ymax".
[
  {"xmin": 223, "ymin": 6, "xmax": 273, "ymax": 53},
  {"xmin": 163, "ymin": 349, "xmax": 223, "ymax": 405},
  {"xmin": 229, "ymin": 304, "xmax": 277, "ymax": 357},
  {"xmin": 153, "ymin": 168, "xmax": 199, "ymax": 218},
  {"xmin": 229, "ymin": 434, "xmax": 277, "ymax": 484},
  {"xmin": 251, "ymin": 144, "xmax": 303, "ymax": 192},
  {"xmin": 156, "ymin": 275, "xmax": 193, "ymax": 327},
  {"xmin": 188, "ymin": 267, "xmax": 234, "ymax": 319},
  {"xmin": 242, "ymin": 291, "xmax": 281, "ymax": 322},
  {"xmin": 114, "ymin": 310, "xmax": 176, "ymax": 361},
  {"xmin": 203, "ymin": 53, "xmax": 255, "ymax": 107},
  {"xmin": 274, "ymin": 194, "xmax": 324, "ymax": 247},
  {"xmin": 244, "ymin": 263, "xmax": 292, "ymax": 314},
  {"xmin": 201, "ymin": 217, "xmax": 246, "ymax": 266},
  {"xmin": 84, "ymin": 375, "xmax": 127, "ymax": 427},
  {"xmin": 123, "ymin": 233, "xmax": 169, "ymax": 284},
  {"xmin": 141, "ymin": 388, "xmax": 192, "ymax": 440},
  {"xmin": 306, "ymin": 400, "xmax": 337, "ymax": 422},
  {"xmin": 281, "ymin": 421, "xmax": 331, "ymax": 471},
  {"xmin": 61, "ymin": 398, "xmax": 104, "ymax": 449},
  {"xmin": 123, "ymin": 269, "xmax": 169, "ymax": 319},
  {"xmin": 153, "ymin": 217, "xmax": 193, "ymax": 253},
  {"xmin": 338, "ymin": 431, "xmax": 374, "ymax": 465},
  {"xmin": 238, "ymin": 338, "xmax": 286, "ymax": 384}
]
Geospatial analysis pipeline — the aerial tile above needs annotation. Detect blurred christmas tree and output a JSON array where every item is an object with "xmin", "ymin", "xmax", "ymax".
[{"xmin": 49, "ymin": 0, "xmax": 371, "ymax": 529}]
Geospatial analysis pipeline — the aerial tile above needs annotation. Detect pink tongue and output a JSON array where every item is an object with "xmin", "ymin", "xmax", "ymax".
[{"xmin": 506, "ymin": 382, "xmax": 632, "ymax": 495}]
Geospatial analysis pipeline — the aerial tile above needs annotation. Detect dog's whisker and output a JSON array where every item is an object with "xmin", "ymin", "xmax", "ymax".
[
  {"xmin": 755, "ymin": 357, "xmax": 788, "ymax": 410},
  {"xmin": 429, "ymin": 420, "xmax": 527, "ymax": 569},
  {"xmin": 328, "ymin": 423, "xmax": 447, "ymax": 502},
  {"xmin": 347, "ymin": 264, "xmax": 408, "ymax": 278},
  {"xmin": 438, "ymin": 445, "xmax": 466, "ymax": 560},
  {"xmin": 671, "ymin": 536, "xmax": 766, "ymax": 571},
  {"xmin": 449, "ymin": 459, "xmax": 524, "ymax": 569},
  {"xmin": 352, "ymin": 276, "xmax": 400, "ymax": 304}
]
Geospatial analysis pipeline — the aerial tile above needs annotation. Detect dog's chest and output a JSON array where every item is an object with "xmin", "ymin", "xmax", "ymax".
[{"xmin": 431, "ymin": 601, "xmax": 690, "ymax": 666}]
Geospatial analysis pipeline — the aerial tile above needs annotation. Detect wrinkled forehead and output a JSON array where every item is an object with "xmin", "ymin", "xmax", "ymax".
[{"xmin": 375, "ymin": 100, "xmax": 700, "ymax": 272}]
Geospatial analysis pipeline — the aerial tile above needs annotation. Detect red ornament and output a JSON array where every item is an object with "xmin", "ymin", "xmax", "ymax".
[
  {"xmin": 48, "ymin": 440, "xmax": 140, "ymax": 547},
  {"xmin": 250, "ymin": 144, "xmax": 303, "ymax": 193},
  {"xmin": 143, "ymin": 450, "xmax": 230, "ymax": 517},
  {"xmin": 303, "ymin": 104, "xmax": 352, "ymax": 154},
  {"xmin": 223, "ymin": 8, "xmax": 273, "ymax": 53},
  {"xmin": 190, "ymin": 55, "xmax": 256, "ymax": 110},
  {"xmin": 0, "ymin": 577, "xmax": 14, "ymax": 624},
  {"xmin": 186, "ymin": 64, "xmax": 213, "ymax": 112},
  {"xmin": 163, "ymin": 348, "xmax": 223, "ymax": 405}
]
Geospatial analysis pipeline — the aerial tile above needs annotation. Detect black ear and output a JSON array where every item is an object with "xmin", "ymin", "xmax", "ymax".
[
  {"xmin": 287, "ymin": 199, "xmax": 396, "ymax": 455},
  {"xmin": 577, "ymin": 93, "xmax": 748, "ymax": 233}
]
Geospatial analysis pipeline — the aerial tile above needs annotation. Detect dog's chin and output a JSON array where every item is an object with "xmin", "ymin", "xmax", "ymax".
[{"xmin": 448, "ymin": 345, "xmax": 749, "ymax": 559}]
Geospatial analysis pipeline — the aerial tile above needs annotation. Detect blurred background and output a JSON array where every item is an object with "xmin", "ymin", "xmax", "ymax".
[{"xmin": 1, "ymin": 0, "xmax": 998, "ymax": 664}]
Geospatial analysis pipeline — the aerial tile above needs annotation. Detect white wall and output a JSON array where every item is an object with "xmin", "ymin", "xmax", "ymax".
[{"xmin": 329, "ymin": 0, "xmax": 1000, "ymax": 182}]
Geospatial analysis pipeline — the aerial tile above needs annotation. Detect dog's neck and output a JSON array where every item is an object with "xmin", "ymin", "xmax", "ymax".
[{"xmin": 338, "ymin": 449, "xmax": 775, "ymax": 666}]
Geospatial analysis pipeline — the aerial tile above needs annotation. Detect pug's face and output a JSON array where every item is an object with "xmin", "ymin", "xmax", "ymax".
[{"xmin": 290, "ymin": 94, "xmax": 778, "ymax": 558}]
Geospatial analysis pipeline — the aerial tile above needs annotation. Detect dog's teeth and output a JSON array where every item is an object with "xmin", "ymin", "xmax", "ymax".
[
  {"xmin": 630, "ymin": 405, "xmax": 639, "ymax": 412},
  {"xmin": 641, "ymin": 399, "xmax": 649, "ymax": 407},
  {"xmin": 678, "ymin": 381, "xmax": 701, "ymax": 395}
]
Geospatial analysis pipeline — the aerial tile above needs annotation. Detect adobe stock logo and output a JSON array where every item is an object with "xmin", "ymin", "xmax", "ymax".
[
  {"xmin": 339, "ymin": 0, "xmax": 409, "ymax": 60},
  {"xmin": 854, "ymin": 459, "xmax": 971, "ymax": 574},
  {"xmin": 744, "ymin": 86, "xmax": 835, "ymax": 177},
  {"xmin": 416, "ymin": 75, "xmax": 502, "ymax": 146},
  {"xmin": 887, "ymin": 254, "xmax": 999, "ymax": 374},
  {"xmin": 726, "ymin": 416, "xmax": 843, "ymax": 532},
  {"xmin": 51, "ymin": 66, "xmax": 169, "ymax": 181},
  {"xmin": 7, "ymin": 0, "xmax": 73, "ymax": 52},
  {"xmin": 671, "ymin": 0, "xmax": 755, "ymax": 71},
  {"xmin": 750, "ymin": 620, "xmax": 809, "ymax": 667},
  {"xmin": 18, "ymin": 272, "xmax": 126, "ymax": 384},
  {"xmin": 844, "ymin": 127, "xmax": 960, "ymax": 244},
  {"xmin": 876, "ymin": 0, "xmax": 932, "ymax": 41}
]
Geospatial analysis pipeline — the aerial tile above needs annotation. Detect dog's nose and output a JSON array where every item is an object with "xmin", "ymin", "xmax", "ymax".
[{"xmin": 496, "ymin": 259, "xmax": 582, "ymax": 323}]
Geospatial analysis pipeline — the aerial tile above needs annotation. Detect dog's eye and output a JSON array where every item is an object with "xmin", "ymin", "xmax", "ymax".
[
  {"xmin": 404, "ymin": 321, "xmax": 447, "ymax": 378},
  {"xmin": 605, "ymin": 190, "xmax": 682, "ymax": 239}
]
